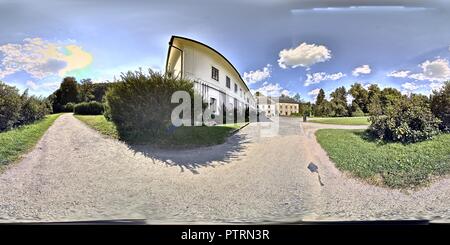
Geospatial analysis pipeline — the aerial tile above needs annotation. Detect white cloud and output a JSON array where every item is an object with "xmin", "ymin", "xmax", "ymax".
[
  {"xmin": 308, "ymin": 88, "xmax": 321, "ymax": 96},
  {"xmin": 254, "ymin": 82, "xmax": 289, "ymax": 97},
  {"xmin": 352, "ymin": 65, "xmax": 371, "ymax": 76},
  {"xmin": 278, "ymin": 42, "xmax": 331, "ymax": 69},
  {"xmin": 243, "ymin": 64, "xmax": 271, "ymax": 84},
  {"xmin": 401, "ymin": 82, "xmax": 422, "ymax": 91},
  {"xmin": 408, "ymin": 58, "xmax": 450, "ymax": 82},
  {"xmin": 387, "ymin": 70, "xmax": 411, "ymax": 78},
  {"xmin": 281, "ymin": 89, "xmax": 293, "ymax": 97},
  {"xmin": 430, "ymin": 82, "xmax": 444, "ymax": 91},
  {"xmin": 0, "ymin": 37, "xmax": 93, "ymax": 79},
  {"xmin": 304, "ymin": 72, "xmax": 346, "ymax": 86},
  {"xmin": 25, "ymin": 80, "xmax": 59, "ymax": 91}
]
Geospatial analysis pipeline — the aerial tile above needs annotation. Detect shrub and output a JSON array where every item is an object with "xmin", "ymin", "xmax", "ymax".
[
  {"xmin": 430, "ymin": 81, "xmax": 450, "ymax": 132},
  {"xmin": 351, "ymin": 105, "xmax": 365, "ymax": 117},
  {"xmin": 74, "ymin": 101, "xmax": 104, "ymax": 115},
  {"xmin": 369, "ymin": 98, "xmax": 441, "ymax": 143},
  {"xmin": 104, "ymin": 69, "xmax": 196, "ymax": 139},
  {"xmin": 0, "ymin": 82, "xmax": 22, "ymax": 131},
  {"xmin": 64, "ymin": 102, "xmax": 75, "ymax": 112},
  {"xmin": 18, "ymin": 95, "xmax": 51, "ymax": 125}
]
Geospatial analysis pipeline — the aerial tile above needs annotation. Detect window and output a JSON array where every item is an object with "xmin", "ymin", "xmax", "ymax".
[
  {"xmin": 240, "ymin": 88, "xmax": 242, "ymax": 97},
  {"xmin": 210, "ymin": 97, "xmax": 217, "ymax": 113},
  {"xmin": 226, "ymin": 76, "xmax": 231, "ymax": 88},
  {"xmin": 234, "ymin": 83, "xmax": 238, "ymax": 93},
  {"xmin": 211, "ymin": 66, "xmax": 219, "ymax": 81}
]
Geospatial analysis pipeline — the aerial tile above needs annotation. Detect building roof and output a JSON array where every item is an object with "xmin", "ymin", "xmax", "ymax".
[
  {"xmin": 256, "ymin": 95, "xmax": 276, "ymax": 105},
  {"xmin": 166, "ymin": 35, "xmax": 252, "ymax": 94},
  {"xmin": 256, "ymin": 95, "xmax": 299, "ymax": 105},
  {"xmin": 278, "ymin": 96, "xmax": 299, "ymax": 104}
]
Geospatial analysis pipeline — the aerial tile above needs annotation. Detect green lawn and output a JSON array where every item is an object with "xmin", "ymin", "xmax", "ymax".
[
  {"xmin": 74, "ymin": 115, "xmax": 119, "ymax": 139},
  {"xmin": 75, "ymin": 115, "xmax": 245, "ymax": 147},
  {"xmin": 308, "ymin": 116, "xmax": 370, "ymax": 125},
  {"xmin": 0, "ymin": 114, "xmax": 61, "ymax": 170},
  {"xmin": 316, "ymin": 129, "xmax": 450, "ymax": 188}
]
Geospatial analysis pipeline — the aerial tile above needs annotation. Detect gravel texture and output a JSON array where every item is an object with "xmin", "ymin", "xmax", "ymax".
[{"xmin": 0, "ymin": 114, "xmax": 449, "ymax": 223}]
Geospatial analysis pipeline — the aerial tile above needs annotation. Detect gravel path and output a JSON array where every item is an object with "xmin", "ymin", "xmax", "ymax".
[{"xmin": 0, "ymin": 114, "xmax": 449, "ymax": 223}]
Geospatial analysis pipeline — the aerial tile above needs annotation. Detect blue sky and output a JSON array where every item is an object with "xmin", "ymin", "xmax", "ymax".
[{"xmin": 1, "ymin": 0, "xmax": 450, "ymax": 101}]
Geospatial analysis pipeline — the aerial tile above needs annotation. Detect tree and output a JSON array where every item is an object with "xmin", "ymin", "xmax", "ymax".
[
  {"xmin": 316, "ymin": 89, "xmax": 325, "ymax": 106},
  {"xmin": 380, "ymin": 87, "xmax": 402, "ymax": 113},
  {"xmin": 79, "ymin": 78, "xmax": 95, "ymax": 102},
  {"xmin": 369, "ymin": 96, "xmax": 441, "ymax": 143},
  {"xmin": 330, "ymin": 86, "xmax": 348, "ymax": 117},
  {"xmin": 349, "ymin": 83, "xmax": 369, "ymax": 113},
  {"xmin": 59, "ymin": 77, "xmax": 79, "ymax": 105},
  {"xmin": 293, "ymin": 93, "xmax": 302, "ymax": 103},
  {"xmin": 430, "ymin": 81, "xmax": 450, "ymax": 132},
  {"xmin": 0, "ymin": 81, "xmax": 22, "ymax": 131},
  {"xmin": 105, "ymin": 69, "xmax": 197, "ymax": 138}
]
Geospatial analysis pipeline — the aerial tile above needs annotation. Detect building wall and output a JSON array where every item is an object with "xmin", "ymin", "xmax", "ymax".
[
  {"xmin": 277, "ymin": 103, "xmax": 299, "ymax": 116},
  {"xmin": 167, "ymin": 37, "xmax": 255, "ymax": 116}
]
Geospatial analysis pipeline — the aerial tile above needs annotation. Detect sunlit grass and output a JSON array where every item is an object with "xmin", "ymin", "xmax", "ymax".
[
  {"xmin": 308, "ymin": 116, "xmax": 370, "ymax": 125},
  {"xmin": 316, "ymin": 129, "xmax": 450, "ymax": 188},
  {"xmin": 0, "ymin": 114, "xmax": 61, "ymax": 170}
]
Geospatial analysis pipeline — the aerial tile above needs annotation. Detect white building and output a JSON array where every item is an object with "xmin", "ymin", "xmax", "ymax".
[
  {"xmin": 165, "ymin": 36, "xmax": 255, "ymax": 121},
  {"xmin": 257, "ymin": 95, "xmax": 300, "ymax": 117},
  {"xmin": 256, "ymin": 95, "xmax": 277, "ymax": 117}
]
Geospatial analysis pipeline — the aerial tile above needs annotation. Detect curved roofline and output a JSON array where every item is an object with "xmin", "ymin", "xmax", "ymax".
[{"xmin": 166, "ymin": 35, "xmax": 252, "ymax": 93}]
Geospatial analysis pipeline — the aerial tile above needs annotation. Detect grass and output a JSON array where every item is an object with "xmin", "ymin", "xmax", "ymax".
[
  {"xmin": 74, "ymin": 115, "xmax": 119, "ymax": 139},
  {"xmin": 315, "ymin": 129, "xmax": 450, "ymax": 188},
  {"xmin": 75, "ymin": 115, "xmax": 245, "ymax": 147},
  {"xmin": 0, "ymin": 114, "xmax": 61, "ymax": 170},
  {"xmin": 308, "ymin": 116, "xmax": 370, "ymax": 125}
]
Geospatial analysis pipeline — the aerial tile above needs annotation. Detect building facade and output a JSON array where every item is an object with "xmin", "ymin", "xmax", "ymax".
[
  {"xmin": 257, "ymin": 95, "xmax": 299, "ymax": 117},
  {"xmin": 165, "ymin": 36, "xmax": 255, "ymax": 121}
]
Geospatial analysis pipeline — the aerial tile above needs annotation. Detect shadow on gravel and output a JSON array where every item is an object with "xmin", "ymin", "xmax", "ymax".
[{"xmin": 126, "ymin": 133, "xmax": 249, "ymax": 174}]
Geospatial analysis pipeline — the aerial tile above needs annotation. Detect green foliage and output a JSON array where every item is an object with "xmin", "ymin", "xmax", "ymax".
[
  {"xmin": 349, "ymin": 83, "xmax": 369, "ymax": 113},
  {"xmin": 59, "ymin": 77, "xmax": 79, "ymax": 105},
  {"xmin": 430, "ymin": 81, "xmax": 450, "ymax": 132},
  {"xmin": 369, "ymin": 97, "xmax": 441, "ymax": 143},
  {"xmin": 18, "ymin": 90, "xmax": 51, "ymax": 125},
  {"xmin": 350, "ymin": 103, "xmax": 365, "ymax": 117},
  {"xmin": 64, "ymin": 102, "xmax": 75, "ymax": 112},
  {"xmin": 315, "ymin": 88, "xmax": 325, "ymax": 105},
  {"xmin": 0, "ymin": 82, "xmax": 50, "ymax": 132},
  {"xmin": 74, "ymin": 101, "xmax": 104, "ymax": 115},
  {"xmin": 49, "ymin": 77, "xmax": 112, "ymax": 113},
  {"xmin": 79, "ymin": 78, "xmax": 95, "ymax": 102},
  {"xmin": 0, "ymin": 82, "xmax": 22, "ymax": 131},
  {"xmin": 104, "ymin": 69, "xmax": 196, "ymax": 139},
  {"xmin": 330, "ymin": 86, "xmax": 348, "ymax": 117},
  {"xmin": 316, "ymin": 129, "xmax": 450, "ymax": 188}
]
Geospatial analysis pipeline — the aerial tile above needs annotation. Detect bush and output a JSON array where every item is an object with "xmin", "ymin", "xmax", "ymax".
[
  {"xmin": 18, "ymin": 95, "xmax": 51, "ymax": 125},
  {"xmin": 74, "ymin": 101, "xmax": 104, "ymax": 115},
  {"xmin": 351, "ymin": 106, "xmax": 365, "ymax": 117},
  {"xmin": 104, "ymin": 69, "xmax": 196, "ymax": 138},
  {"xmin": 0, "ymin": 82, "xmax": 22, "ymax": 131},
  {"xmin": 64, "ymin": 102, "xmax": 75, "ymax": 112},
  {"xmin": 369, "ymin": 98, "xmax": 441, "ymax": 143},
  {"xmin": 430, "ymin": 81, "xmax": 450, "ymax": 132}
]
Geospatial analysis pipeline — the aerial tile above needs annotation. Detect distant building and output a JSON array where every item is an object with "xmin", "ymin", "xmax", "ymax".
[
  {"xmin": 256, "ymin": 95, "xmax": 276, "ymax": 117},
  {"xmin": 165, "ymin": 36, "xmax": 256, "ymax": 120},
  {"xmin": 256, "ymin": 95, "xmax": 299, "ymax": 117},
  {"xmin": 277, "ymin": 96, "xmax": 300, "ymax": 116}
]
